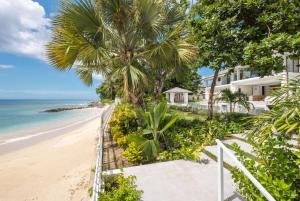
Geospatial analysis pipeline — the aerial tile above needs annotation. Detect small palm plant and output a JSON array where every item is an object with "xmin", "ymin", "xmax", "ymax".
[
  {"xmin": 215, "ymin": 89, "xmax": 236, "ymax": 112},
  {"xmin": 215, "ymin": 89, "xmax": 253, "ymax": 112},
  {"xmin": 129, "ymin": 102, "xmax": 176, "ymax": 161}
]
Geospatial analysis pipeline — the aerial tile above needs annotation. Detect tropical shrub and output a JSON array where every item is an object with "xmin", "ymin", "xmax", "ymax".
[
  {"xmin": 110, "ymin": 103, "xmax": 138, "ymax": 147},
  {"xmin": 200, "ymin": 120, "xmax": 230, "ymax": 145},
  {"xmin": 123, "ymin": 142, "xmax": 144, "ymax": 165},
  {"xmin": 128, "ymin": 102, "xmax": 176, "ymax": 161},
  {"xmin": 231, "ymin": 136, "xmax": 300, "ymax": 200},
  {"xmin": 226, "ymin": 122, "xmax": 244, "ymax": 134},
  {"xmin": 100, "ymin": 173, "xmax": 142, "ymax": 201},
  {"xmin": 216, "ymin": 112, "xmax": 252, "ymax": 133},
  {"xmin": 158, "ymin": 145, "xmax": 201, "ymax": 161},
  {"xmin": 159, "ymin": 119, "xmax": 206, "ymax": 161}
]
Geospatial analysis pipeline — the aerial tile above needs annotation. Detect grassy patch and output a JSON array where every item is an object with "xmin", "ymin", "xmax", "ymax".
[
  {"xmin": 101, "ymin": 98, "xmax": 114, "ymax": 104},
  {"xmin": 169, "ymin": 108, "xmax": 207, "ymax": 121}
]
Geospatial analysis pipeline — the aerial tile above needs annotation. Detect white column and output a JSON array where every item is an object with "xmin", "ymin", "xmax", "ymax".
[
  {"xmin": 170, "ymin": 92, "xmax": 175, "ymax": 104},
  {"xmin": 230, "ymin": 73, "xmax": 234, "ymax": 82},
  {"xmin": 236, "ymin": 68, "xmax": 241, "ymax": 80},
  {"xmin": 184, "ymin": 93, "xmax": 189, "ymax": 105}
]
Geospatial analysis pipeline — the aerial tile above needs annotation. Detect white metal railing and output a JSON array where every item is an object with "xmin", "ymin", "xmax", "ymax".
[
  {"xmin": 91, "ymin": 104, "xmax": 115, "ymax": 201},
  {"xmin": 216, "ymin": 139, "xmax": 276, "ymax": 201}
]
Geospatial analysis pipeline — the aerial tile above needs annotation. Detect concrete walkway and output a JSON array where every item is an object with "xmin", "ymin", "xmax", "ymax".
[
  {"xmin": 107, "ymin": 158, "xmax": 243, "ymax": 201},
  {"xmin": 103, "ymin": 134, "xmax": 256, "ymax": 201}
]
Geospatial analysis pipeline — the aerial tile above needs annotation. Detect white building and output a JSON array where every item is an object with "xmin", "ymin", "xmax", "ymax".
[
  {"xmin": 164, "ymin": 87, "xmax": 192, "ymax": 106},
  {"xmin": 201, "ymin": 54, "xmax": 300, "ymax": 113}
]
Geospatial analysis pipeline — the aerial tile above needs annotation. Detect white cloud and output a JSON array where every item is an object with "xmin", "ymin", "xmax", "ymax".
[
  {"xmin": 0, "ymin": 64, "xmax": 14, "ymax": 69},
  {"xmin": 0, "ymin": 0, "xmax": 51, "ymax": 60}
]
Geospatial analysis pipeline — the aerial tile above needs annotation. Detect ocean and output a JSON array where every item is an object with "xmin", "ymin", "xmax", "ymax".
[{"xmin": 0, "ymin": 99, "xmax": 96, "ymax": 136}]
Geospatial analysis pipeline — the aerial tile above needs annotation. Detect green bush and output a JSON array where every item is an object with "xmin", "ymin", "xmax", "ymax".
[
  {"xmin": 217, "ymin": 113, "xmax": 251, "ymax": 131},
  {"xmin": 160, "ymin": 119, "xmax": 205, "ymax": 161},
  {"xmin": 100, "ymin": 173, "xmax": 142, "ymax": 201},
  {"xmin": 226, "ymin": 122, "xmax": 244, "ymax": 134},
  {"xmin": 123, "ymin": 142, "xmax": 144, "ymax": 165},
  {"xmin": 200, "ymin": 120, "xmax": 230, "ymax": 145},
  {"xmin": 158, "ymin": 145, "xmax": 202, "ymax": 161},
  {"xmin": 231, "ymin": 136, "xmax": 300, "ymax": 200},
  {"xmin": 101, "ymin": 99, "xmax": 114, "ymax": 104},
  {"xmin": 110, "ymin": 103, "xmax": 138, "ymax": 147}
]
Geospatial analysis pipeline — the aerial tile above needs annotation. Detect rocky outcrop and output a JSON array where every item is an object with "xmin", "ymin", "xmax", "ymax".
[{"xmin": 43, "ymin": 102, "xmax": 103, "ymax": 113}]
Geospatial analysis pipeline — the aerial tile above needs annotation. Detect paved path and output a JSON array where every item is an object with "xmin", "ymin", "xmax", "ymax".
[
  {"xmin": 105, "ymin": 134, "xmax": 253, "ymax": 201},
  {"xmin": 120, "ymin": 158, "xmax": 244, "ymax": 201},
  {"xmin": 103, "ymin": 130, "xmax": 299, "ymax": 201}
]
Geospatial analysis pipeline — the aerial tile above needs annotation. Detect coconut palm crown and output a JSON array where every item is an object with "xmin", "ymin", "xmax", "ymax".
[{"xmin": 47, "ymin": 0, "xmax": 196, "ymax": 103}]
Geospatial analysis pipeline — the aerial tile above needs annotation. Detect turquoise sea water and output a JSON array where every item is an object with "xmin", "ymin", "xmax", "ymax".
[{"xmin": 0, "ymin": 99, "xmax": 95, "ymax": 135}]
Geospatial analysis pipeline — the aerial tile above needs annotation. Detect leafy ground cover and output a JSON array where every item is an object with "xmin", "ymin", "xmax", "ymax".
[
  {"xmin": 109, "ymin": 102, "xmax": 251, "ymax": 165},
  {"xmin": 100, "ymin": 173, "xmax": 142, "ymax": 201}
]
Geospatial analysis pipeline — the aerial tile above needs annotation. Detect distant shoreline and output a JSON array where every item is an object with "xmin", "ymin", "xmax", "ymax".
[{"xmin": 42, "ymin": 102, "xmax": 103, "ymax": 113}]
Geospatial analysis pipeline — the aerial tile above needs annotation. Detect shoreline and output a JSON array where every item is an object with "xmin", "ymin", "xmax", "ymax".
[
  {"xmin": 0, "ymin": 106, "xmax": 107, "ymax": 201},
  {"xmin": 0, "ymin": 106, "xmax": 107, "ymax": 147}
]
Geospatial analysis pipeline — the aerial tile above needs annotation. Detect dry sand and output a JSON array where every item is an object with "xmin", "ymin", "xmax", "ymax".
[{"xmin": 0, "ymin": 107, "xmax": 105, "ymax": 201}]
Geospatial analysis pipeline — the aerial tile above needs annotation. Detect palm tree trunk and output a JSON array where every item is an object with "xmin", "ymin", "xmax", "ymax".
[
  {"xmin": 229, "ymin": 103, "xmax": 233, "ymax": 113},
  {"xmin": 208, "ymin": 69, "xmax": 220, "ymax": 120},
  {"xmin": 152, "ymin": 76, "xmax": 165, "ymax": 105}
]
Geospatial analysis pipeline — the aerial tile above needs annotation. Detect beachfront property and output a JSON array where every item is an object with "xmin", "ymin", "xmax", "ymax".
[
  {"xmin": 201, "ymin": 54, "xmax": 300, "ymax": 113},
  {"xmin": 164, "ymin": 87, "xmax": 193, "ymax": 106}
]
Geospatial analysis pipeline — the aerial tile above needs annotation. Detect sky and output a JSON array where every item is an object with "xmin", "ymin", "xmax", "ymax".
[
  {"xmin": 0, "ymin": 0, "xmax": 101, "ymax": 100},
  {"xmin": 0, "ymin": 0, "xmax": 210, "ymax": 100}
]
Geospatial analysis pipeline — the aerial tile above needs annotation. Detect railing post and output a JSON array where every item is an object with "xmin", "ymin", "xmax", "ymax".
[{"xmin": 218, "ymin": 143, "xmax": 224, "ymax": 201}]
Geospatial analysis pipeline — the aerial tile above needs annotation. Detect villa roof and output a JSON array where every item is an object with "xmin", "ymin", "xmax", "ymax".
[{"xmin": 163, "ymin": 87, "xmax": 192, "ymax": 93}]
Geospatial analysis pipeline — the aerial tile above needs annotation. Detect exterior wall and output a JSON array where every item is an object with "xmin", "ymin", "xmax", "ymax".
[
  {"xmin": 239, "ymin": 86, "xmax": 252, "ymax": 96},
  {"xmin": 252, "ymin": 85, "xmax": 261, "ymax": 96}
]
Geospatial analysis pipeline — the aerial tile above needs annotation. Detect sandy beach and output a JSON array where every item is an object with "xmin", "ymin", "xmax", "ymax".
[{"xmin": 0, "ymin": 107, "xmax": 106, "ymax": 201}]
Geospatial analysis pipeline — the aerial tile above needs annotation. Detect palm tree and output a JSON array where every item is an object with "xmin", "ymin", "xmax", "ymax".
[
  {"xmin": 215, "ymin": 89, "xmax": 235, "ymax": 112},
  {"xmin": 250, "ymin": 76, "xmax": 300, "ymax": 144},
  {"xmin": 215, "ymin": 89, "xmax": 252, "ymax": 113},
  {"xmin": 47, "ymin": 0, "xmax": 196, "ymax": 104},
  {"xmin": 128, "ymin": 102, "xmax": 176, "ymax": 161},
  {"xmin": 233, "ymin": 90, "xmax": 253, "ymax": 112}
]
